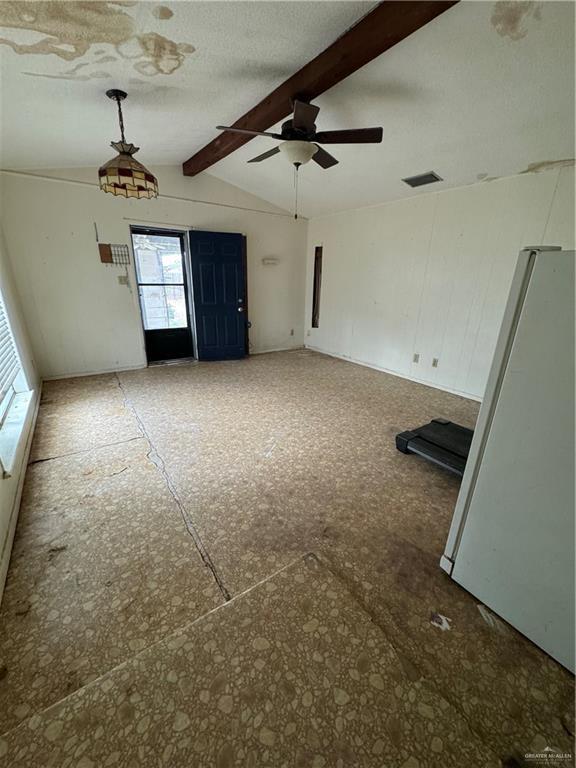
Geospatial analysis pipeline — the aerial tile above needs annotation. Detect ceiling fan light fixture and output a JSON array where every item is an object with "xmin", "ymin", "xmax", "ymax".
[
  {"xmin": 98, "ymin": 89, "xmax": 158, "ymax": 200},
  {"xmin": 279, "ymin": 140, "xmax": 318, "ymax": 167}
]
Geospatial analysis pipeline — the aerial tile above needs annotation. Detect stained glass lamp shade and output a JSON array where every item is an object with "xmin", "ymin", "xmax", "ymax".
[{"xmin": 98, "ymin": 90, "xmax": 158, "ymax": 200}]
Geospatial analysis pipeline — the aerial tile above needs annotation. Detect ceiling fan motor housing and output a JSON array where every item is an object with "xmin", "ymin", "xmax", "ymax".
[{"xmin": 281, "ymin": 119, "xmax": 316, "ymax": 141}]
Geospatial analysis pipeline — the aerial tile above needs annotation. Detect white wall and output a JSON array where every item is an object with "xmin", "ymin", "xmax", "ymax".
[
  {"xmin": 2, "ymin": 162, "xmax": 573, "ymax": 398},
  {"xmin": 305, "ymin": 166, "xmax": 575, "ymax": 400},
  {"xmin": 0, "ymin": 167, "xmax": 307, "ymax": 379},
  {"xmin": 0, "ymin": 224, "xmax": 39, "ymax": 601}
]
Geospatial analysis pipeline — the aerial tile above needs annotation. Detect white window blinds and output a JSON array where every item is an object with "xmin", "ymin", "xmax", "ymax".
[{"xmin": 0, "ymin": 294, "xmax": 20, "ymax": 406}]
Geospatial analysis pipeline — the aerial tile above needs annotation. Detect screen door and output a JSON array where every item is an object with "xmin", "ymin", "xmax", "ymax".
[{"xmin": 132, "ymin": 228, "xmax": 194, "ymax": 363}]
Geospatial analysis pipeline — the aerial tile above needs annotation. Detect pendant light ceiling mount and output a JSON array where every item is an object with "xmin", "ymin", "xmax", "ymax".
[
  {"xmin": 106, "ymin": 88, "xmax": 127, "ymax": 102},
  {"xmin": 98, "ymin": 89, "xmax": 158, "ymax": 200}
]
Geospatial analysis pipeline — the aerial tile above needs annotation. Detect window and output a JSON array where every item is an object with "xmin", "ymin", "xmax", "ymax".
[
  {"xmin": 312, "ymin": 246, "xmax": 322, "ymax": 328},
  {"xmin": 0, "ymin": 292, "xmax": 22, "ymax": 424},
  {"xmin": 0, "ymin": 289, "xmax": 32, "ymax": 478},
  {"xmin": 132, "ymin": 232, "xmax": 189, "ymax": 330}
]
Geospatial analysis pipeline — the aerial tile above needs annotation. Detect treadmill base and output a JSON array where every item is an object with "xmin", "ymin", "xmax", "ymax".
[{"xmin": 396, "ymin": 419, "xmax": 474, "ymax": 476}]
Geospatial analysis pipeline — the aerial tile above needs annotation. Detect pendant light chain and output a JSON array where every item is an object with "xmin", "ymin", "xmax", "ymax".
[
  {"xmin": 99, "ymin": 89, "xmax": 158, "ymax": 199},
  {"xmin": 115, "ymin": 95, "xmax": 126, "ymax": 144}
]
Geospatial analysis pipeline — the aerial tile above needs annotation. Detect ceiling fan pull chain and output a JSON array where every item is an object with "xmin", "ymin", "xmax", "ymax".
[{"xmin": 294, "ymin": 164, "xmax": 299, "ymax": 220}]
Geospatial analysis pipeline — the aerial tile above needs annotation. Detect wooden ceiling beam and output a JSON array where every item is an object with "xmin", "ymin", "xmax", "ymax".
[{"xmin": 182, "ymin": 1, "xmax": 459, "ymax": 177}]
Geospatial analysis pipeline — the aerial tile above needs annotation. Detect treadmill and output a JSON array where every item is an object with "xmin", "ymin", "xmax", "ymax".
[{"xmin": 396, "ymin": 418, "xmax": 473, "ymax": 476}]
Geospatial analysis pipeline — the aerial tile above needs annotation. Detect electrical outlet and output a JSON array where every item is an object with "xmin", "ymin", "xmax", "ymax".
[
  {"xmin": 413, "ymin": 353, "xmax": 420, "ymax": 364},
  {"xmin": 118, "ymin": 275, "xmax": 129, "ymax": 286},
  {"xmin": 306, "ymin": 330, "xmax": 311, "ymax": 337},
  {"xmin": 290, "ymin": 329, "xmax": 294, "ymax": 336},
  {"xmin": 432, "ymin": 357, "xmax": 439, "ymax": 368}
]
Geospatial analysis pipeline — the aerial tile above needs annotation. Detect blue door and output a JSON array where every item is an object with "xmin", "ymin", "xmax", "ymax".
[{"xmin": 189, "ymin": 231, "xmax": 248, "ymax": 360}]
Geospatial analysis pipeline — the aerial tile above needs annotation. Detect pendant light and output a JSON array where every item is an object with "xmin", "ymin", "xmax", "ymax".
[{"xmin": 98, "ymin": 89, "xmax": 158, "ymax": 200}]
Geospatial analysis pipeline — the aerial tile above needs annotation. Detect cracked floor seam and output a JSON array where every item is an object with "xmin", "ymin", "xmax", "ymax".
[
  {"xmin": 115, "ymin": 373, "xmax": 232, "ymax": 602},
  {"xmin": 27, "ymin": 435, "xmax": 144, "ymax": 466}
]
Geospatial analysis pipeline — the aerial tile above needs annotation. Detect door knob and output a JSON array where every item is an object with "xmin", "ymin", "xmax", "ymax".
[{"xmin": 238, "ymin": 307, "xmax": 245, "ymax": 312}]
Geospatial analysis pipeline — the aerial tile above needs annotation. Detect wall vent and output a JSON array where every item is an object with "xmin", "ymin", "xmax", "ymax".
[{"xmin": 402, "ymin": 171, "xmax": 443, "ymax": 188}]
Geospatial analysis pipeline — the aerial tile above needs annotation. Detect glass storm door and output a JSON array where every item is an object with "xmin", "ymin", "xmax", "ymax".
[{"xmin": 132, "ymin": 228, "xmax": 194, "ymax": 363}]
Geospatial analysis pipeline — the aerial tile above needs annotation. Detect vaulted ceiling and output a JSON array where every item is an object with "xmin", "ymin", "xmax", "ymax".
[{"xmin": 1, "ymin": 1, "xmax": 574, "ymax": 217}]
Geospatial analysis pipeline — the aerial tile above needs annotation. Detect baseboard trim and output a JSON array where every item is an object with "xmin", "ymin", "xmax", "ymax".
[
  {"xmin": 304, "ymin": 345, "xmax": 481, "ymax": 402},
  {"xmin": 250, "ymin": 346, "xmax": 304, "ymax": 356},
  {"xmin": 43, "ymin": 363, "xmax": 148, "ymax": 381},
  {"xmin": 43, "ymin": 352, "xmax": 310, "ymax": 375}
]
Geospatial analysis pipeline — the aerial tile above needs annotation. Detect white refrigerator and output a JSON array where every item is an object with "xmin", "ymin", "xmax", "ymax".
[{"xmin": 441, "ymin": 246, "xmax": 575, "ymax": 673}]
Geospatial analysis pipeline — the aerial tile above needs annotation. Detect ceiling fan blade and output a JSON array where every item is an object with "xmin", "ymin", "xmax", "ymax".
[
  {"xmin": 216, "ymin": 126, "xmax": 283, "ymax": 139},
  {"xmin": 247, "ymin": 147, "xmax": 281, "ymax": 163},
  {"xmin": 292, "ymin": 100, "xmax": 320, "ymax": 132},
  {"xmin": 314, "ymin": 127, "xmax": 383, "ymax": 144},
  {"xmin": 312, "ymin": 146, "xmax": 339, "ymax": 169}
]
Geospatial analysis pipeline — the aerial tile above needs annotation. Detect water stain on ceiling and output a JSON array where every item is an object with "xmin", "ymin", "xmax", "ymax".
[
  {"xmin": 152, "ymin": 6, "xmax": 173, "ymax": 21},
  {"xmin": 22, "ymin": 68, "xmax": 113, "ymax": 82},
  {"xmin": 0, "ymin": 1, "xmax": 193, "ymax": 78},
  {"xmin": 117, "ymin": 32, "xmax": 194, "ymax": 76},
  {"xmin": 478, "ymin": 158, "xmax": 575, "ymax": 184},
  {"xmin": 520, "ymin": 159, "xmax": 575, "ymax": 174},
  {"xmin": 23, "ymin": 56, "xmax": 116, "ymax": 81},
  {"xmin": 491, "ymin": 1, "xmax": 543, "ymax": 41}
]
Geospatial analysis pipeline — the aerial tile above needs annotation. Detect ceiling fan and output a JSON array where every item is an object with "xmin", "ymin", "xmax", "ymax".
[{"xmin": 216, "ymin": 99, "xmax": 383, "ymax": 169}]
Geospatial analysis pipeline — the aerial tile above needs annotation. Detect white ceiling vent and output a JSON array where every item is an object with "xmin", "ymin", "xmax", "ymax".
[{"xmin": 402, "ymin": 171, "xmax": 443, "ymax": 188}]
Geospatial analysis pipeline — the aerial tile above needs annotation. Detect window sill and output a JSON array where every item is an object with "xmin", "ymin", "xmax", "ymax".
[{"xmin": 0, "ymin": 391, "xmax": 34, "ymax": 479}]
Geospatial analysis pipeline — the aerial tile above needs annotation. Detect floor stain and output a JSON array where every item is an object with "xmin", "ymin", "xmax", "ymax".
[
  {"xmin": 430, "ymin": 612, "xmax": 452, "ymax": 631},
  {"xmin": 561, "ymin": 711, "xmax": 574, "ymax": 738},
  {"xmin": 47, "ymin": 544, "xmax": 67, "ymax": 561}
]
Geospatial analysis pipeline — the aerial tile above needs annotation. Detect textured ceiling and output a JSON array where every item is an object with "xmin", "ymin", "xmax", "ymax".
[
  {"xmin": 0, "ymin": 1, "xmax": 574, "ymax": 217},
  {"xmin": 209, "ymin": 1, "xmax": 575, "ymax": 216},
  {"xmin": 0, "ymin": 1, "xmax": 375, "ymax": 169}
]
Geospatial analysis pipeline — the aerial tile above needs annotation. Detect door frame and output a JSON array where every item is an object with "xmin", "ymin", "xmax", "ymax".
[
  {"xmin": 130, "ymin": 225, "xmax": 196, "ymax": 363},
  {"xmin": 241, "ymin": 234, "xmax": 249, "ymax": 355}
]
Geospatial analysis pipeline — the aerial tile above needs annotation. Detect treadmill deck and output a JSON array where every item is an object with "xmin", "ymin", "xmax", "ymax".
[{"xmin": 396, "ymin": 419, "xmax": 474, "ymax": 476}]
